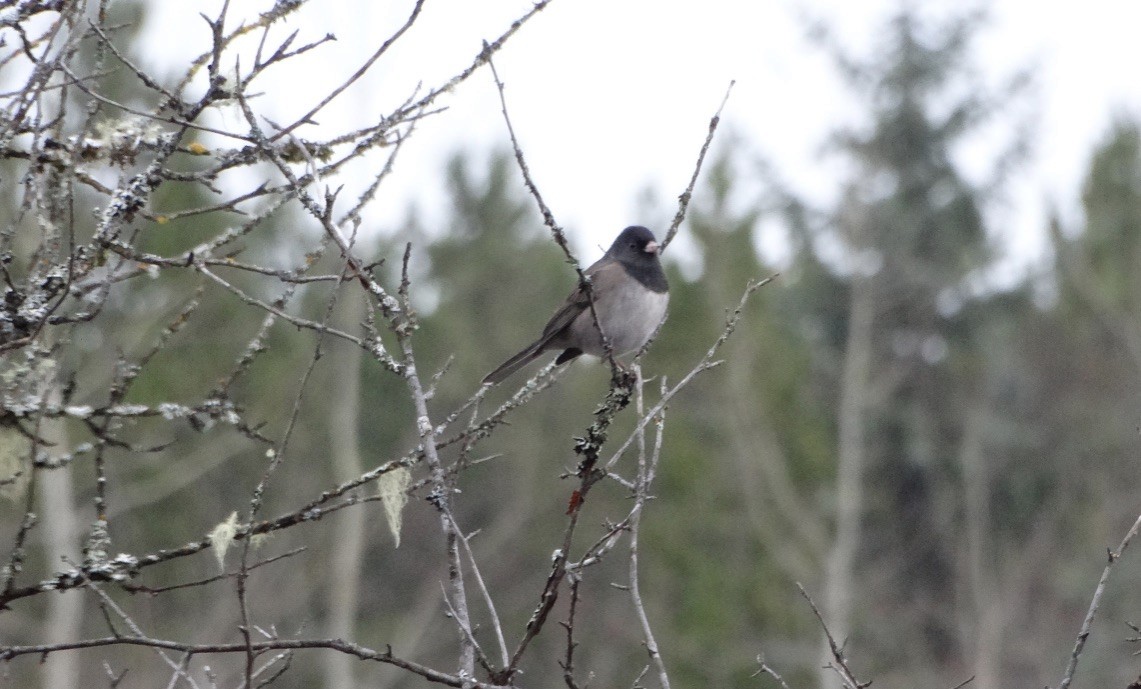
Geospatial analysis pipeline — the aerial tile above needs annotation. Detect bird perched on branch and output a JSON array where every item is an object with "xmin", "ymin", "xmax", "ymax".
[{"xmin": 482, "ymin": 225, "xmax": 669, "ymax": 385}]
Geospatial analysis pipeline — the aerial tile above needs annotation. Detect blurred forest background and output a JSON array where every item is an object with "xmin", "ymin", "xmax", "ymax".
[{"xmin": 3, "ymin": 2, "xmax": 1141, "ymax": 689}]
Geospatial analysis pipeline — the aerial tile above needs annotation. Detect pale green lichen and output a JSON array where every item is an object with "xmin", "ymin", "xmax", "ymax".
[
  {"xmin": 377, "ymin": 467, "xmax": 411, "ymax": 547},
  {"xmin": 208, "ymin": 511, "xmax": 240, "ymax": 571}
]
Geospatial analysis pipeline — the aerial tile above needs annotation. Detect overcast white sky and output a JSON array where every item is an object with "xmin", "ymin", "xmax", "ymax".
[{"xmin": 141, "ymin": 0, "xmax": 1141, "ymax": 281}]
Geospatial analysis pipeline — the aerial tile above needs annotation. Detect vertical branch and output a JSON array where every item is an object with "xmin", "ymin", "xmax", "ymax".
[
  {"xmin": 628, "ymin": 368, "xmax": 671, "ymax": 688},
  {"xmin": 443, "ymin": 504, "xmax": 509, "ymax": 668},
  {"xmin": 393, "ymin": 244, "xmax": 475, "ymax": 678},
  {"xmin": 559, "ymin": 574, "xmax": 584, "ymax": 689},
  {"xmin": 500, "ymin": 373, "xmax": 641, "ymax": 682}
]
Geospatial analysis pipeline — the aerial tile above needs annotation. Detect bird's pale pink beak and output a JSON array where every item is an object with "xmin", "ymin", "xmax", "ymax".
[{"xmin": 644, "ymin": 241, "xmax": 660, "ymax": 254}]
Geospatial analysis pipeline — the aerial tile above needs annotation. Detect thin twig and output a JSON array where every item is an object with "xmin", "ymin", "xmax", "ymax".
[
  {"xmin": 752, "ymin": 654, "xmax": 794, "ymax": 689},
  {"xmin": 628, "ymin": 366, "xmax": 671, "ymax": 689},
  {"xmin": 1056, "ymin": 512, "xmax": 1141, "ymax": 689},
  {"xmin": 604, "ymin": 275, "xmax": 778, "ymax": 471},
  {"xmin": 487, "ymin": 50, "xmax": 622, "ymax": 377},
  {"xmin": 0, "ymin": 636, "xmax": 503, "ymax": 688},
  {"xmin": 266, "ymin": 0, "xmax": 427, "ymax": 143},
  {"xmin": 444, "ymin": 505, "xmax": 510, "ymax": 668},
  {"xmin": 560, "ymin": 574, "xmax": 584, "ymax": 689},
  {"xmin": 661, "ymin": 80, "xmax": 734, "ymax": 251},
  {"xmin": 83, "ymin": 580, "xmax": 203, "ymax": 689},
  {"xmin": 796, "ymin": 582, "xmax": 868, "ymax": 689},
  {"xmin": 949, "ymin": 676, "xmax": 976, "ymax": 689}
]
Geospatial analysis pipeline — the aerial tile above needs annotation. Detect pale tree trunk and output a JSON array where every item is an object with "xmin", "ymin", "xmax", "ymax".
[
  {"xmin": 961, "ymin": 408, "xmax": 1001, "ymax": 689},
  {"xmin": 818, "ymin": 276, "xmax": 874, "ymax": 688},
  {"xmin": 322, "ymin": 287, "xmax": 368, "ymax": 689},
  {"xmin": 39, "ymin": 385, "xmax": 83, "ymax": 689}
]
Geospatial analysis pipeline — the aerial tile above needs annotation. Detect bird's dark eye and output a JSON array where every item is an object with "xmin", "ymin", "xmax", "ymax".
[{"xmin": 630, "ymin": 242, "xmax": 637, "ymax": 250}]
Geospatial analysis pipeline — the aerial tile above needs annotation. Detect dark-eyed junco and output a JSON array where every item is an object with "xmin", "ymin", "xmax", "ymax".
[{"xmin": 482, "ymin": 225, "xmax": 669, "ymax": 385}]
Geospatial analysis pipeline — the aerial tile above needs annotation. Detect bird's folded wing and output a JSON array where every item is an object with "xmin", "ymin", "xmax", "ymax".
[{"xmin": 537, "ymin": 258, "xmax": 620, "ymax": 342}]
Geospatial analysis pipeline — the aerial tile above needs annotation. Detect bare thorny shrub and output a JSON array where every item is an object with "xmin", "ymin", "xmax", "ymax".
[{"xmin": 0, "ymin": 1, "xmax": 770, "ymax": 687}]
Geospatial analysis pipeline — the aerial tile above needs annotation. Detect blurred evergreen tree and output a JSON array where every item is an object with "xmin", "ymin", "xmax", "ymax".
[{"xmin": 785, "ymin": 8, "xmax": 1031, "ymax": 686}]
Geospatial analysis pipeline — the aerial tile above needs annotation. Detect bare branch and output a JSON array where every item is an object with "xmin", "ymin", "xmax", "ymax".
[
  {"xmin": 0, "ymin": 636, "xmax": 505, "ymax": 688},
  {"xmin": 752, "ymin": 654, "xmax": 795, "ymax": 689},
  {"xmin": 797, "ymin": 582, "xmax": 868, "ymax": 689},
  {"xmin": 661, "ymin": 80, "xmax": 734, "ymax": 251},
  {"xmin": 628, "ymin": 367, "xmax": 671, "ymax": 689},
  {"xmin": 1055, "ymin": 513, "xmax": 1141, "ymax": 689}
]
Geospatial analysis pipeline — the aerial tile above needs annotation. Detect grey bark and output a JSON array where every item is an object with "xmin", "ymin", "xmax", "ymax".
[
  {"xmin": 39, "ymin": 388, "xmax": 83, "ymax": 689},
  {"xmin": 322, "ymin": 287, "xmax": 369, "ymax": 689},
  {"xmin": 818, "ymin": 275, "xmax": 874, "ymax": 689}
]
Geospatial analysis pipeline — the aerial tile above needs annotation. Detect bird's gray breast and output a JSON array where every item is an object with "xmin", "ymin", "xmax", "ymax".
[{"xmin": 567, "ymin": 286, "xmax": 669, "ymax": 357}]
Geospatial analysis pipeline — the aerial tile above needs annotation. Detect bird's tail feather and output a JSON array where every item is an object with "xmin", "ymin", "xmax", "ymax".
[{"xmin": 482, "ymin": 342, "xmax": 545, "ymax": 384}]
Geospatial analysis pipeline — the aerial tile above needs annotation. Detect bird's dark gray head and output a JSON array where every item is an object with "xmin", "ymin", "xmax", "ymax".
[
  {"xmin": 607, "ymin": 225, "xmax": 667, "ymax": 292},
  {"xmin": 607, "ymin": 226, "xmax": 661, "ymax": 263}
]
